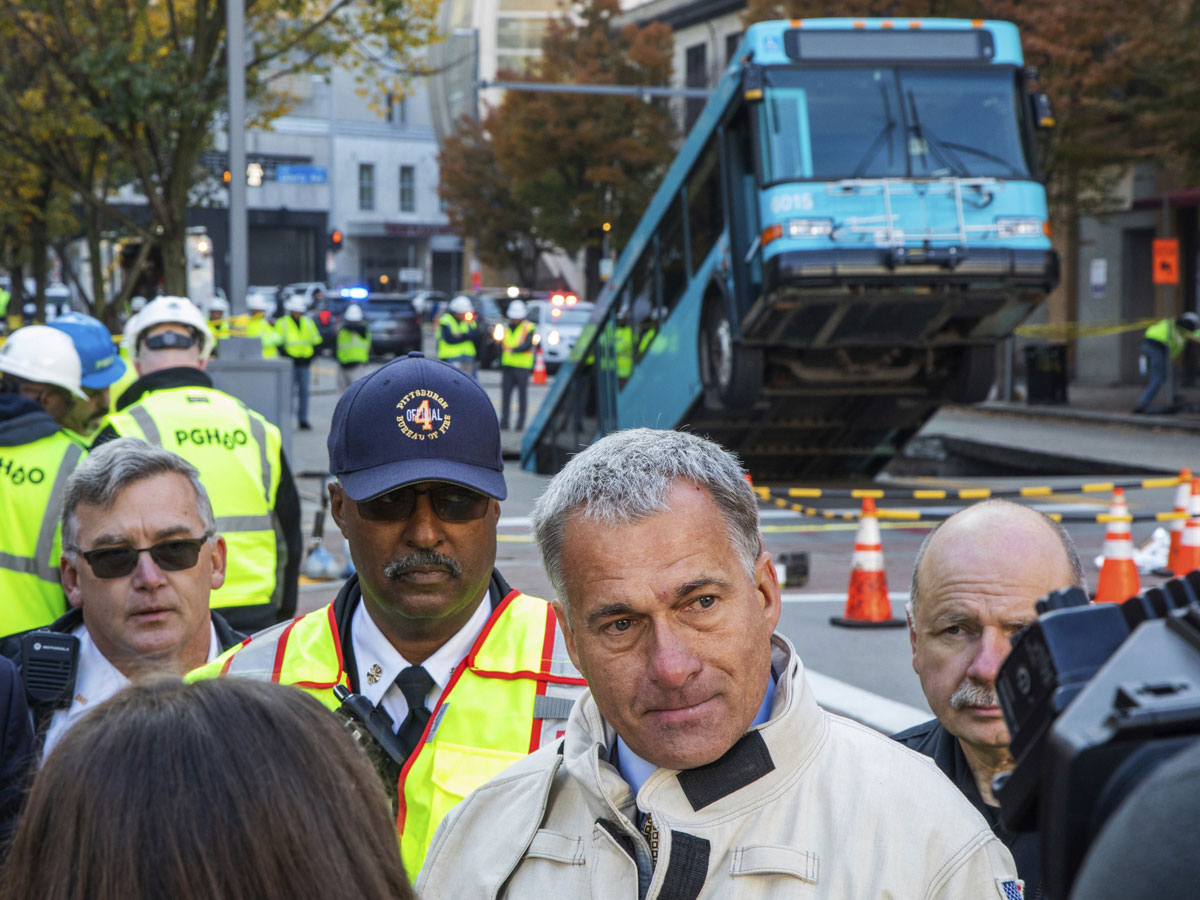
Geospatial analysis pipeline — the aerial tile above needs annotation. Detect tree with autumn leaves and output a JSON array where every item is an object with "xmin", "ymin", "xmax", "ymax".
[
  {"xmin": 0, "ymin": 0, "xmax": 437, "ymax": 321},
  {"xmin": 438, "ymin": 0, "xmax": 675, "ymax": 299}
]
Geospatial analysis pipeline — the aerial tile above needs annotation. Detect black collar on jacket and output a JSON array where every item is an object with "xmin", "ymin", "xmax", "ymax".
[
  {"xmin": 115, "ymin": 366, "xmax": 213, "ymax": 411},
  {"xmin": 330, "ymin": 569, "xmax": 513, "ymax": 692}
]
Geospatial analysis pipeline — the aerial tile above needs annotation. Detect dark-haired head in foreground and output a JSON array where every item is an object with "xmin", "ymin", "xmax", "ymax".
[{"xmin": 0, "ymin": 678, "xmax": 414, "ymax": 900}]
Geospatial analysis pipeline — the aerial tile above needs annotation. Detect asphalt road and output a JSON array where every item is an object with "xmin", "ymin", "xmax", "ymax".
[{"xmin": 287, "ymin": 354, "xmax": 1184, "ymax": 730}]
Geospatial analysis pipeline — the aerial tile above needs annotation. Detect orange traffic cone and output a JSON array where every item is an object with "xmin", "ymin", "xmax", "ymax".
[
  {"xmin": 532, "ymin": 347, "xmax": 547, "ymax": 386},
  {"xmin": 1094, "ymin": 487, "xmax": 1140, "ymax": 604},
  {"xmin": 1175, "ymin": 479, "xmax": 1200, "ymax": 576},
  {"xmin": 831, "ymin": 497, "xmax": 905, "ymax": 628},
  {"xmin": 1161, "ymin": 469, "xmax": 1193, "ymax": 576}
]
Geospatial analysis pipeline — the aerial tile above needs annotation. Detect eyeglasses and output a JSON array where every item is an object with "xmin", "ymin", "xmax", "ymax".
[
  {"xmin": 357, "ymin": 485, "xmax": 490, "ymax": 523},
  {"xmin": 142, "ymin": 330, "xmax": 198, "ymax": 351},
  {"xmin": 69, "ymin": 535, "xmax": 212, "ymax": 579}
]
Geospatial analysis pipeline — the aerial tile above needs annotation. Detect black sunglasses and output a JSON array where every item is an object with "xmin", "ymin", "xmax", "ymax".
[
  {"xmin": 70, "ymin": 535, "xmax": 212, "ymax": 579},
  {"xmin": 142, "ymin": 330, "xmax": 198, "ymax": 351},
  {"xmin": 357, "ymin": 485, "xmax": 490, "ymax": 523}
]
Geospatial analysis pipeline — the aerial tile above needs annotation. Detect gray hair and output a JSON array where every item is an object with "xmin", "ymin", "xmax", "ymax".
[
  {"xmin": 531, "ymin": 428, "xmax": 761, "ymax": 613},
  {"xmin": 908, "ymin": 498, "xmax": 1086, "ymax": 619},
  {"xmin": 61, "ymin": 437, "xmax": 216, "ymax": 552}
]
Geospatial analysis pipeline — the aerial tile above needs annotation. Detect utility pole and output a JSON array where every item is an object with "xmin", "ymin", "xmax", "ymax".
[{"xmin": 226, "ymin": 0, "xmax": 247, "ymax": 316}]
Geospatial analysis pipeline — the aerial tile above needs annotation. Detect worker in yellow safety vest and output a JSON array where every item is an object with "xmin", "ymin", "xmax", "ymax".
[
  {"xmin": 0, "ymin": 326, "xmax": 89, "ymax": 636},
  {"xmin": 276, "ymin": 295, "xmax": 321, "ymax": 429},
  {"xmin": 336, "ymin": 303, "xmax": 371, "ymax": 391},
  {"xmin": 437, "ymin": 295, "xmax": 478, "ymax": 376},
  {"xmin": 206, "ymin": 296, "xmax": 231, "ymax": 352},
  {"xmin": 498, "ymin": 300, "xmax": 536, "ymax": 430},
  {"xmin": 93, "ymin": 295, "xmax": 301, "ymax": 633},
  {"xmin": 189, "ymin": 352, "xmax": 586, "ymax": 878},
  {"xmin": 1135, "ymin": 312, "xmax": 1200, "ymax": 413},
  {"xmin": 244, "ymin": 292, "xmax": 280, "ymax": 358}
]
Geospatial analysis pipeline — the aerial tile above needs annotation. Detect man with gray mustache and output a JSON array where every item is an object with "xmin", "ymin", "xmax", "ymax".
[
  {"xmin": 895, "ymin": 498, "xmax": 1087, "ymax": 899},
  {"xmin": 190, "ymin": 351, "xmax": 585, "ymax": 879}
]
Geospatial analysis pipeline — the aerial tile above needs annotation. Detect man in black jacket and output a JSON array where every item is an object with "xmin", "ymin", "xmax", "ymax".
[
  {"xmin": 2, "ymin": 439, "xmax": 244, "ymax": 758},
  {"xmin": 894, "ymin": 499, "xmax": 1086, "ymax": 900}
]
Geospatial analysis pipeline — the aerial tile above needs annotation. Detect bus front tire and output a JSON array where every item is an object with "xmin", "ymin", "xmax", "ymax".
[{"xmin": 700, "ymin": 293, "xmax": 762, "ymax": 411}]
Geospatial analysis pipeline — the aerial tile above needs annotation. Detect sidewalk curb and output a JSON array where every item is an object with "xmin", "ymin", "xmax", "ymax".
[{"xmin": 971, "ymin": 401, "xmax": 1200, "ymax": 435}]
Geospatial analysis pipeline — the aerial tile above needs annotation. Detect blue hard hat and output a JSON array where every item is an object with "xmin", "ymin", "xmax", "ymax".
[{"xmin": 47, "ymin": 312, "xmax": 127, "ymax": 389}]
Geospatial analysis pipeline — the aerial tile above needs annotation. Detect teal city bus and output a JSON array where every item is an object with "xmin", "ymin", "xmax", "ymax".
[{"xmin": 522, "ymin": 17, "xmax": 1058, "ymax": 481}]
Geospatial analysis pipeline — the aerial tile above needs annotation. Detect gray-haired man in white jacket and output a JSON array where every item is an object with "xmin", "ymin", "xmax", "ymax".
[{"xmin": 418, "ymin": 428, "xmax": 1022, "ymax": 900}]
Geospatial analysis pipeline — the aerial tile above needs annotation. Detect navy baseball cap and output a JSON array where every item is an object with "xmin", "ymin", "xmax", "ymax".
[{"xmin": 328, "ymin": 352, "xmax": 506, "ymax": 502}]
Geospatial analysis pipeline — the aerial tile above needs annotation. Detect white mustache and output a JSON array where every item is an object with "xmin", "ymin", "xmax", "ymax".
[{"xmin": 950, "ymin": 680, "xmax": 997, "ymax": 710}]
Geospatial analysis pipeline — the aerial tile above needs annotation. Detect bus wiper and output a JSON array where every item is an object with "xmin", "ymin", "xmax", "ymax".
[
  {"xmin": 906, "ymin": 90, "xmax": 967, "ymax": 177},
  {"xmin": 930, "ymin": 140, "xmax": 1025, "ymax": 179},
  {"xmin": 851, "ymin": 84, "xmax": 896, "ymax": 178}
]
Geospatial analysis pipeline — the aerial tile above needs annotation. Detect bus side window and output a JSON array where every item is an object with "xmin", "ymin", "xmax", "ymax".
[
  {"xmin": 687, "ymin": 139, "xmax": 724, "ymax": 277},
  {"xmin": 658, "ymin": 197, "xmax": 687, "ymax": 315}
]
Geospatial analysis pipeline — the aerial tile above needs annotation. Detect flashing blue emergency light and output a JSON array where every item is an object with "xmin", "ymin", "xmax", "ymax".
[{"xmin": 340, "ymin": 287, "xmax": 369, "ymax": 300}]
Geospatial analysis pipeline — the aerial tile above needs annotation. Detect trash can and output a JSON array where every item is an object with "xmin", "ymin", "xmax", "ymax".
[{"xmin": 1024, "ymin": 343, "xmax": 1068, "ymax": 405}]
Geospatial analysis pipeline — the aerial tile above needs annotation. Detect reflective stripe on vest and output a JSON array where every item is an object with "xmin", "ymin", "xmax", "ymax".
[
  {"xmin": 189, "ymin": 590, "xmax": 586, "ymax": 875},
  {"xmin": 437, "ymin": 315, "xmax": 476, "ymax": 360},
  {"xmin": 337, "ymin": 328, "xmax": 371, "ymax": 365},
  {"xmin": 0, "ymin": 434, "xmax": 82, "ymax": 636},
  {"xmin": 106, "ymin": 387, "xmax": 283, "ymax": 614},
  {"xmin": 501, "ymin": 321, "xmax": 535, "ymax": 369}
]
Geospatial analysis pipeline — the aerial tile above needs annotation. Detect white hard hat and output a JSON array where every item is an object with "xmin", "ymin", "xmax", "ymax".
[
  {"xmin": 284, "ymin": 295, "xmax": 308, "ymax": 314},
  {"xmin": 0, "ymin": 325, "xmax": 88, "ymax": 400},
  {"xmin": 344, "ymin": 304, "xmax": 364, "ymax": 323},
  {"xmin": 246, "ymin": 293, "xmax": 270, "ymax": 312},
  {"xmin": 449, "ymin": 295, "xmax": 473, "ymax": 315},
  {"xmin": 506, "ymin": 300, "xmax": 528, "ymax": 319},
  {"xmin": 208, "ymin": 297, "xmax": 229, "ymax": 315},
  {"xmin": 123, "ymin": 295, "xmax": 215, "ymax": 360}
]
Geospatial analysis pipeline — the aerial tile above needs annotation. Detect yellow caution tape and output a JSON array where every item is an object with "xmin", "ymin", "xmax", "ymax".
[
  {"xmin": 759, "ymin": 474, "xmax": 1183, "ymax": 504},
  {"xmin": 1014, "ymin": 317, "xmax": 1157, "ymax": 341}
]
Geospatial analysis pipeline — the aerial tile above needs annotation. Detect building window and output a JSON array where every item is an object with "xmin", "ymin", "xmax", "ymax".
[
  {"xmin": 685, "ymin": 43, "xmax": 707, "ymax": 133},
  {"xmin": 725, "ymin": 32, "xmax": 743, "ymax": 66},
  {"xmin": 386, "ymin": 92, "xmax": 407, "ymax": 125},
  {"xmin": 359, "ymin": 163, "xmax": 375, "ymax": 211},
  {"xmin": 399, "ymin": 165, "xmax": 416, "ymax": 212}
]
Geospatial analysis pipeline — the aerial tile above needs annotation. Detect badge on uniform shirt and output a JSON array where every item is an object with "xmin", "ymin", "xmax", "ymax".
[
  {"xmin": 367, "ymin": 663, "xmax": 382, "ymax": 685},
  {"xmin": 997, "ymin": 878, "xmax": 1024, "ymax": 899}
]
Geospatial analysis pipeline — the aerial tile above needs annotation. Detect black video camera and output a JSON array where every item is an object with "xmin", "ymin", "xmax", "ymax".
[{"xmin": 995, "ymin": 570, "xmax": 1200, "ymax": 899}]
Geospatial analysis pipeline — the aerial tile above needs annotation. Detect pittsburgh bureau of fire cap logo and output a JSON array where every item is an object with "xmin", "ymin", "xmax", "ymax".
[{"xmin": 395, "ymin": 389, "xmax": 452, "ymax": 440}]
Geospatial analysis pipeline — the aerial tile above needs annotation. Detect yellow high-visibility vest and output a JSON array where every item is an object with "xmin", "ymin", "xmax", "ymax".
[
  {"xmin": 189, "ymin": 589, "xmax": 586, "ymax": 876},
  {"xmin": 501, "ymin": 321, "xmax": 535, "ymax": 369},
  {"xmin": 103, "ymin": 386, "xmax": 284, "ymax": 618},
  {"xmin": 0, "ymin": 433, "xmax": 83, "ymax": 637},
  {"xmin": 277, "ymin": 314, "xmax": 320, "ymax": 359},
  {"xmin": 244, "ymin": 316, "xmax": 280, "ymax": 358},
  {"xmin": 437, "ymin": 314, "xmax": 476, "ymax": 360},
  {"xmin": 337, "ymin": 327, "xmax": 371, "ymax": 365}
]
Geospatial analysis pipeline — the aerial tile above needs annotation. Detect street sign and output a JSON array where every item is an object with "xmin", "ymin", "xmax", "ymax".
[
  {"xmin": 1153, "ymin": 238, "xmax": 1179, "ymax": 285},
  {"xmin": 276, "ymin": 164, "xmax": 328, "ymax": 184}
]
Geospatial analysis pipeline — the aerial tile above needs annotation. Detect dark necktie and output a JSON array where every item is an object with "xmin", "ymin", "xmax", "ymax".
[
  {"xmin": 641, "ymin": 812, "xmax": 660, "ymax": 868},
  {"xmin": 395, "ymin": 665, "xmax": 435, "ymax": 758}
]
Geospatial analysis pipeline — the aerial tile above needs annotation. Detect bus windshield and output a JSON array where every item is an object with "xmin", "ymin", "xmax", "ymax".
[{"xmin": 758, "ymin": 66, "xmax": 1033, "ymax": 182}]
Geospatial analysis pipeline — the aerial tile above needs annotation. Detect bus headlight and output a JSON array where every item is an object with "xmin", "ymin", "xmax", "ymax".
[
  {"xmin": 547, "ymin": 330, "xmax": 561, "ymax": 346},
  {"xmin": 786, "ymin": 218, "xmax": 834, "ymax": 238},
  {"xmin": 995, "ymin": 217, "xmax": 1043, "ymax": 238}
]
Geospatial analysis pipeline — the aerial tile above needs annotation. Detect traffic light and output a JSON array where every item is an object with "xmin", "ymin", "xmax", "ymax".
[{"xmin": 329, "ymin": 229, "xmax": 344, "ymax": 252}]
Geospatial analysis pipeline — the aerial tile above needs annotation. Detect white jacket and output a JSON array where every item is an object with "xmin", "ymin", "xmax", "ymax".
[{"xmin": 418, "ymin": 635, "xmax": 1020, "ymax": 899}]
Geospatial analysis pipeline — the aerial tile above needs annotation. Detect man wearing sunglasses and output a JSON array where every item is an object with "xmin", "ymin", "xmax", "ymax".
[
  {"xmin": 192, "ymin": 351, "xmax": 586, "ymax": 878},
  {"xmin": 0, "ymin": 325, "xmax": 90, "ymax": 639},
  {"xmin": 94, "ymin": 295, "xmax": 301, "ymax": 633},
  {"xmin": 1, "ymin": 438, "xmax": 244, "ymax": 758}
]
